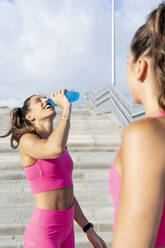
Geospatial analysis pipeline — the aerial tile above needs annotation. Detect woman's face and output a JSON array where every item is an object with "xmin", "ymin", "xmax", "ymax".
[{"xmin": 27, "ymin": 95, "xmax": 56, "ymax": 122}]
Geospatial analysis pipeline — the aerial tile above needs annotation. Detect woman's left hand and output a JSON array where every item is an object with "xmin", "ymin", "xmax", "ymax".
[{"xmin": 86, "ymin": 227, "xmax": 108, "ymax": 248}]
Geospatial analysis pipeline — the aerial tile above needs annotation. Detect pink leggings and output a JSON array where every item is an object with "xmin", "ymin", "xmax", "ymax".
[{"xmin": 24, "ymin": 203, "xmax": 75, "ymax": 248}]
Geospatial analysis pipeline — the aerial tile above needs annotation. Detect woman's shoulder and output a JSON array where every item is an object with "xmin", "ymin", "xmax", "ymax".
[
  {"xmin": 19, "ymin": 133, "xmax": 41, "ymax": 156},
  {"xmin": 19, "ymin": 132, "xmax": 41, "ymax": 145},
  {"xmin": 122, "ymin": 117, "xmax": 165, "ymax": 162},
  {"xmin": 123, "ymin": 117, "xmax": 163, "ymax": 140}
]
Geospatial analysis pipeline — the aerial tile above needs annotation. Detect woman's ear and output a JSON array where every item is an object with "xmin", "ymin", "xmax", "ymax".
[
  {"xmin": 25, "ymin": 112, "xmax": 35, "ymax": 122},
  {"xmin": 135, "ymin": 57, "xmax": 148, "ymax": 81}
]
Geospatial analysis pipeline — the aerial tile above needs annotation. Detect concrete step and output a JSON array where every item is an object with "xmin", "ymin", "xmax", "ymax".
[
  {"xmin": 0, "ymin": 203, "xmax": 114, "ymax": 225},
  {"xmin": 0, "ymin": 167, "xmax": 111, "ymax": 180},
  {"xmin": 0, "ymin": 178, "xmax": 111, "ymax": 192},
  {"xmin": 0, "ymin": 221, "xmax": 113, "ymax": 235},
  {"xmin": 0, "ymin": 166, "xmax": 112, "ymax": 181},
  {"xmin": 0, "ymin": 232, "xmax": 113, "ymax": 248},
  {"xmin": 0, "ymin": 190, "xmax": 112, "ymax": 206},
  {"xmin": 0, "ymin": 144, "xmax": 121, "ymax": 153},
  {"xmin": 0, "ymin": 170, "xmax": 84, "ymax": 180},
  {"xmin": 0, "ymin": 151, "xmax": 117, "ymax": 170},
  {"xmin": 0, "ymin": 196, "xmax": 112, "ymax": 213},
  {"xmin": 0, "ymin": 161, "xmax": 112, "ymax": 170},
  {"xmin": 0, "ymin": 191, "xmax": 113, "ymax": 206}
]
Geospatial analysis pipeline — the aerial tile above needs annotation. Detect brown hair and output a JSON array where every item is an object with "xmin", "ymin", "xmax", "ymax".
[
  {"xmin": 0, "ymin": 95, "xmax": 41, "ymax": 149},
  {"xmin": 130, "ymin": 1, "xmax": 165, "ymax": 109}
]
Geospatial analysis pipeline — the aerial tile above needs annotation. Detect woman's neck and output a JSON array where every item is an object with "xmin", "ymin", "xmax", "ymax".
[
  {"xmin": 35, "ymin": 120, "xmax": 54, "ymax": 139},
  {"xmin": 142, "ymin": 87, "xmax": 165, "ymax": 117}
]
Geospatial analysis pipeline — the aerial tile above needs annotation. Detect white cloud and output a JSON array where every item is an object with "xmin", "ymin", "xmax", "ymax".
[
  {"xmin": 0, "ymin": 0, "xmax": 163, "ymax": 107},
  {"xmin": 0, "ymin": 0, "xmax": 112, "ymax": 107}
]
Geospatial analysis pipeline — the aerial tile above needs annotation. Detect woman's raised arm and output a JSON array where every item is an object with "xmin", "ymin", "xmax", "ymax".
[{"xmin": 19, "ymin": 104, "xmax": 72, "ymax": 160}]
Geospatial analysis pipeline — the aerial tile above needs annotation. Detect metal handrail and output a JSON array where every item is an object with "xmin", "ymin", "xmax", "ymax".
[{"xmin": 85, "ymin": 84, "xmax": 145, "ymax": 127}]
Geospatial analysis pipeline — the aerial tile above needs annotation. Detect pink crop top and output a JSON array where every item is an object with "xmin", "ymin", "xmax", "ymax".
[
  {"xmin": 24, "ymin": 148, "xmax": 73, "ymax": 194},
  {"xmin": 108, "ymin": 111, "xmax": 165, "ymax": 246}
]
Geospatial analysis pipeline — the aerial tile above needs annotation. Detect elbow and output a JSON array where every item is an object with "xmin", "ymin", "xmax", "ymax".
[
  {"xmin": 46, "ymin": 145, "xmax": 64, "ymax": 158},
  {"xmin": 53, "ymin": 146, "xmax": 65, "ymax": 157}
]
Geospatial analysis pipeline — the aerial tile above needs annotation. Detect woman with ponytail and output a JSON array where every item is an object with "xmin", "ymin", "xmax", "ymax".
[
  {"xmin": 0, "ymin": 89, "xmax": 107, "ymax": 248},
  {"xmin": 0, "ymin": 95, "xmax": 41, "ymax": 148},
  {"xmin": 108, "ymin": 2, "xmax": 165, "ymax": 248}
]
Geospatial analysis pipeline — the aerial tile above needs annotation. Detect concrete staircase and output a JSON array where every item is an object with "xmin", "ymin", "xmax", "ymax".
[{"xmin": 0, "ymin": 108, "xmax": 124, "ymax": 247}]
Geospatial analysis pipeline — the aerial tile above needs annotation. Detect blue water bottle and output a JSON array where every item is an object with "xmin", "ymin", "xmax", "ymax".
[{"xmin": 48, "ymin": 90, "xmax": 80, "ymax": 107}]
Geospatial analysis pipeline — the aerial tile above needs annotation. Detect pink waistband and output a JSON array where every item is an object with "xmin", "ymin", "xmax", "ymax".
[{"xmin": 29, "ymin": 202, "xmax": 75, "ymax": 225}]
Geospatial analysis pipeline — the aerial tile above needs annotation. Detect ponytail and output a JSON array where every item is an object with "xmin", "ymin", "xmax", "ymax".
[
  {"xmin": 130, "ymin": 1, "xmax": 165, "ymax": 110},
  {"xmin": 0, "ymin": 95, "xmax": 41, "ymax": 149}
]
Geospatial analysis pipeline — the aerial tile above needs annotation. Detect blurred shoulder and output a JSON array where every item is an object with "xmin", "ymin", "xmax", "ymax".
[
  {"xmin": 121, "ymin": 117, "xmax": 165, "ymax": 181},
  {"xmin": 122, "ymin": 117, "xmax": 160, "ymax": 147}
]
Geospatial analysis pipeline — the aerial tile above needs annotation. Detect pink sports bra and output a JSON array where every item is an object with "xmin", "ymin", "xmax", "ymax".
[
  {"xmin": 24, "ymin": 148, "xmax": 73, "ymax": 194},
  {"xmin": 108, "ymin": 111, "xmax": 165, "ymax": 246}
]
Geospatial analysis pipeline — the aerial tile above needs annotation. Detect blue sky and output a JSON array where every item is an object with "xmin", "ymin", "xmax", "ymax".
[{"xmin": 0, "ymin": 0, "xmax": 163, "ymax": 107}]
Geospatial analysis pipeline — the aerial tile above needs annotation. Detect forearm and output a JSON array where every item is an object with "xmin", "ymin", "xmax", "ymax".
[
  {"xmin": 47, "ymin": 104, "xmax": 71, "ymax": 152},
  {"xmin": 60, "ymin": 107, "xmax": 71, "ymax": 148},
  {"xmin": 73, "ymin": 197, "xmax": 107, "ymax": 248},
  {"xmin": 73, "ymin": 196, "xmax": 89, "ymax": 228}
]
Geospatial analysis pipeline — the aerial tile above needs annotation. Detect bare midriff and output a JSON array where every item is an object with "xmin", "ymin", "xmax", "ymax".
[{"xmin": 33, "ymin": 187, "xmax": 74, "ymax": 210}]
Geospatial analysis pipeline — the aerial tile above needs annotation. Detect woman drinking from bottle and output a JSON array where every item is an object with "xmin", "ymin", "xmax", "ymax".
[{"xmin": 0, "ymin": 89, "xmax": 107, "ymax": 248}]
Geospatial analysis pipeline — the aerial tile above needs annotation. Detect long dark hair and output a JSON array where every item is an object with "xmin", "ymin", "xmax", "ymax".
[
  {"xmin": 0, "ymin": 95, "xmax": 41, "ymax": 149},
  {"xmin": 130, "ymin": 1, "xmax": 165, "ymax": 109}
]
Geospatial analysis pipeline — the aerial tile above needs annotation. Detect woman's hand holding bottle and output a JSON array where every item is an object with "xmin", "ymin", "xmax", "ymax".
[{"xmin": 50, "ymin": 89, "xmax": 72, "ymax": 109}]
